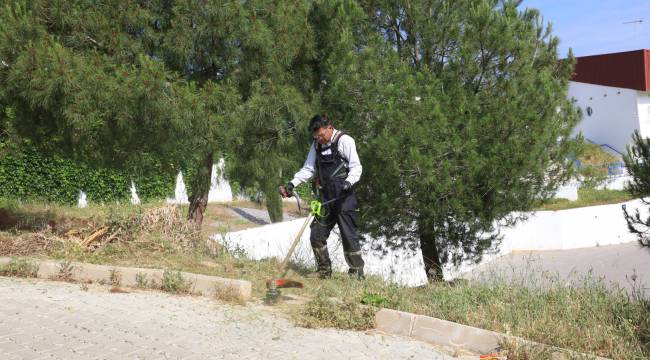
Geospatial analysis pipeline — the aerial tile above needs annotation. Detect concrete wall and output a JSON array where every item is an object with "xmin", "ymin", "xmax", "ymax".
[
  {"xmin": 568, "ymin": 81, "xmax": 643, "ymax": 154},
  {"xmin": 499, "ymin": 199, "xmax": 642, "ymax": 252},
  {"xmin": 214, "ymin": 199, "xmax": 647, "ymax": 286}
]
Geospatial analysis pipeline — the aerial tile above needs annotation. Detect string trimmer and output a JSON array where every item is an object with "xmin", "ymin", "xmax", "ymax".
[{"xmin": 264, "ymin": 196, "xmax": 340, "ymax": 304}]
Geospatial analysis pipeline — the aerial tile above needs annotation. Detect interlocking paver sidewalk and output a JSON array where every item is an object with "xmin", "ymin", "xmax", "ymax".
[{"xmin": 0, "ymin": 276, "xmax": 455, "ymax": 360}]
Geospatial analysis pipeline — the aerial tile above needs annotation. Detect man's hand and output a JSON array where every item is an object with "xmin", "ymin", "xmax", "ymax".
[
  {"xmin": 279, "ymin": 182, "xmax": 294, "ymax": 198},
  {"xmin": 342, "ymin": 181, "xmax": 352, "ymax": 193}
]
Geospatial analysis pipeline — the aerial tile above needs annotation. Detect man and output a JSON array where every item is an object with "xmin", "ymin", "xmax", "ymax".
[{"xmin": 279, "ymin": 114, "xmax": 365, "ymax": 279}]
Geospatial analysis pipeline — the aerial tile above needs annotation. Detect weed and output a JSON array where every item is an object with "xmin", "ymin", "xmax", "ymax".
[
  {"xmin": 360, "ymin": 293, "xmax": 390, "ymax": 307},
  {"xmin": 135, "ymin": 272, "xmax": 148, "ymax": 288},
  {"xmin": 161, "ymin": 270, "xmax": 190, "ymax": 294},
  {"xmin": 80, "ymin": 283, "xmax": 89, "ymax": 291},
  {"xmin": 0, "ymin": 258, "xmax": 38, "ymax": 277},
  {"xmin": 58, "ymin": 260, "xmax": 74, "ymax": 281},
  {"xmin": 109, "ymin": 268, "xmax": 121, "ymax": 286}
]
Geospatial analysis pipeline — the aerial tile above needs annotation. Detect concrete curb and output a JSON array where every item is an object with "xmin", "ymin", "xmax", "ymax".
[
  {"xmin": 375, "ymin": 308, "xmax": 609, "ymax": 359},
  {"xmin": 0, "ymin": 257, "xmax": 252, "ymax": 302}
]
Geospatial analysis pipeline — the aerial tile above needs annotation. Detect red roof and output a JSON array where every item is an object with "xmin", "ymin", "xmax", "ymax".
[{"xmin": 571, "ymin": 49, "xmax": 650, "ymax": 91}]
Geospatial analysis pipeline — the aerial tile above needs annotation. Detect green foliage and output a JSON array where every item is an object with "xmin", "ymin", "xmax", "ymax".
[
  {"xmin": 0, "ymin": 143, "xmax": 173, "ymax": 204},
  {"xmin": 227, "ymin": 80, "xmax": 312, "ymax": 222},
  {"xmin": 360, "ymin": 293, "xmax": 390, "ymax": 307},
  {"xmin": 623, "ymin": 130, "xmax": 650, "ymax": 248},
  {"xmin": 0, "ymin": 0, "xmax": 315, "ymax": 221},
  {"xmin": 318, "ymin": 0, "xmax": 581, "ymax": 279},
  {"xmin": 160, "ymin": 269, "xmax": 190, "ymax": 294}
]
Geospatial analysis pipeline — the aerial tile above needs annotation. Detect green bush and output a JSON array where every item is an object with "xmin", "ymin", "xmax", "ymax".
[{"xmin": 0, "ymin": 144, "xmax": 174, "ymax": 204}]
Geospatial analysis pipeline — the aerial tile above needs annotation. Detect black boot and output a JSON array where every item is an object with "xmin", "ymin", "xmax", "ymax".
[
  {"xmin": 308, "ymin": 245, "xmax": 332, "ymax": 279},
  {"xmin": 344, "ymin": 251, "xmax": 365, "ymax": 280},
  {"xmin": 347, "ymin": 267, "xmax": 365, "ymax": 280}
]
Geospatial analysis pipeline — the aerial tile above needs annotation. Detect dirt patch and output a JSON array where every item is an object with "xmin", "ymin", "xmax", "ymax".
[{"xmin": 0, "ymin": 208, "xmax": 19, "ymax": 230}]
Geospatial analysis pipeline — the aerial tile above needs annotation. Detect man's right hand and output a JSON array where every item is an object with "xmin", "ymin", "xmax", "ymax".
[{"xmin": 279, "ymin": 182, "xmax": 294, "ymax": 198}]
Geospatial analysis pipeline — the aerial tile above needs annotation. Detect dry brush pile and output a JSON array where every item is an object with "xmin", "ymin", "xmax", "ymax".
[{"xmin": 0, "ymin": 205, "xmax": 205, "ymax": 258}]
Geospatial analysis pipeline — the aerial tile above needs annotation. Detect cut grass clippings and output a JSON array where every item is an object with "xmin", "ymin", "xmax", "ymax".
[
  {"xmin": 0, "ymin": 199, "xmax": 648, "ymax": 359},
  {"xmin": 294, "ymin": 296, "xmax": 376, "ymax": 331}
]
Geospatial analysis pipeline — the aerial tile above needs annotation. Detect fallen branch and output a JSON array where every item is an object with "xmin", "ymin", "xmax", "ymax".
[{"xmin": 82, "ymin": 226, "xmax": 109, "ymax": 247}]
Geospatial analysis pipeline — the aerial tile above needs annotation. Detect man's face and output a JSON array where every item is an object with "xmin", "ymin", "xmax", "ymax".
[{"xmin": 313, "ymin": 125, "xmax": 333, "ymax": 145}]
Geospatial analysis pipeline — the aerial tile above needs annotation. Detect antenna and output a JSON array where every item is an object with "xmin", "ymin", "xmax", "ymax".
[{"xmin": 623, "ymin": 19, "xmax": 643, "ymax": 24}]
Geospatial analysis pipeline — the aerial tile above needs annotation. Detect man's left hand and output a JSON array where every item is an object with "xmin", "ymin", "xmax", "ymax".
[{"xmin": 342, "ymin": 181, "xmax": 352, "ymax": 192}]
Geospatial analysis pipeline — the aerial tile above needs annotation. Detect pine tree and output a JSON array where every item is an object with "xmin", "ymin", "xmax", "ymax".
[
  {"xmin": 0, "ymin": 0, "xmax": 314, "ymax": 224},
  {"xmin": 319, "ymin": 0, "xmax": 581, "ymax": 280},
  {"xmin": 623, "ymin": 131, "xmax": 650, "ymax": 249}
]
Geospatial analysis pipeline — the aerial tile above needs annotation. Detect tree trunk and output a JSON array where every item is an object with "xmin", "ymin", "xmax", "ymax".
[
  {"xmin": 188, "ymin": 151, "xmax": 213, "ymax": 225},
  {"xmin": 264, "ymin": 184, "xmax": 283, "ymax": 223},
  {"xmin": 418, "ymin": 221, "xmax": 443, "ymax": 282}
]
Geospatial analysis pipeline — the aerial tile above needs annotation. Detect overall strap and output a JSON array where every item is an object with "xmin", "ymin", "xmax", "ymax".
[{"xmin": 330, "ymin": 130, "xmax": 347, "ymax": 162}]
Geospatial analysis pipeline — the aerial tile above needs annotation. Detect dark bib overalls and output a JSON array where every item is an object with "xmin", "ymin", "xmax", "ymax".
[{"xmin": 310, "ymin": 132, "xmax": 365, "ymax": 276}]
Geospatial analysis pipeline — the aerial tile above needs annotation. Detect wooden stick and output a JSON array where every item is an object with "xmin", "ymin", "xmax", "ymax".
[{"xmin": 278, "ymin": 214, "xmax": 313, "ymax": 277}]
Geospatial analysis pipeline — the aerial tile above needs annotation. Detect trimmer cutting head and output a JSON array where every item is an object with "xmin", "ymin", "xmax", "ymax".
[
  {"xmin": 267, "ymin": 279, "xmax": 304, "ymax": 289},
  {"xmin": 264, "ymin": 278, "xmax": 304, "ymax": 305}
]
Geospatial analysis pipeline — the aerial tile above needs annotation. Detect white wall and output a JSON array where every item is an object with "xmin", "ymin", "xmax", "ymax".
[
  {"xmin": 637, "ymin": 91, "xmax": 650, "ymax": 138},
  {"xmin": 568, "ymin": 81, "xmax": 642, "ymax": 154},
  {"xmin": 213, "ymin": 199, "xmax": 646, "ymax": 286},
  {"xmin": 213, "ymin": 219, "xmax": 429, "ymax": 287},
  {"xmin": 553, "ymin": 181, "xmax": 579, "ymax": 201}
]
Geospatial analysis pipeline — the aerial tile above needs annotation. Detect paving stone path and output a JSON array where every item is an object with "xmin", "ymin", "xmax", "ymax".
[{"xmin": 0, "ymin": 277, "xmax": 454, "ymax": 360}]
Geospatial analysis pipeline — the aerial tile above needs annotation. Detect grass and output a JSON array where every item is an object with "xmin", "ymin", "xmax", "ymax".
[
  {"xmin": 536, "ymin": 188, "xmax": 633, "ymax": 211},
  {"xmin": 0, "ymin": 199, "xmax": 648, "ymax": 358},
  {"xmin": 579, "ymin": 143, "xmax": 620, "ymax": 169},
  {"xmin": 0, "ymin": 257, "xmax": 38, "ymax": 277}
]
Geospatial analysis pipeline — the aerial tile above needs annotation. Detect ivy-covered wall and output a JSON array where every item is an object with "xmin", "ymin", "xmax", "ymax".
[{"xmin": 0, "ymin": 145, "xmax": 174, "ymax": 204}]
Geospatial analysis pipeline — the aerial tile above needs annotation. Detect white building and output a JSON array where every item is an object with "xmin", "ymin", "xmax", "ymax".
[{"xmin": 568, "ymin": 49, "xmax": 650, "ymax": 156}]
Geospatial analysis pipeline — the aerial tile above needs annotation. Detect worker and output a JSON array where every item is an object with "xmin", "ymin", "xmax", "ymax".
[{"xmin": 279, "ymin": 114, "xmax": 365, "ymax": 279}]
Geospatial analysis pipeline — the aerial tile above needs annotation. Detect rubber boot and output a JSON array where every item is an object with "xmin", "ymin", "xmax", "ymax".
[
  {"xmin": 347, "ymin": 268, "xmax": 365, "ymax": 280},
  {"xmin": 307, "ymin": 245, "xmax": 332, "ymax": 279},
  {"xmin": 344, "ymin": 251, "xmax": 365, "ymax": 280}
]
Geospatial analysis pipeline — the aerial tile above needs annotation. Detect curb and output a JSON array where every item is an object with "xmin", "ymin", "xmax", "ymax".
[
  {"xmin": 0, "ymin": 257, "xmax": 252, "ymax": 302},
  {"xmin": 375, "ymin": 308, "xmax": 609, "ymax": 359}
]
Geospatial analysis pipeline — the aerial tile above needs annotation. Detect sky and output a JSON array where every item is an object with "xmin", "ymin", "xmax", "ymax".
[{"xmin": 523, "ymin": 0, "xmax": 650, "ymax": 57}]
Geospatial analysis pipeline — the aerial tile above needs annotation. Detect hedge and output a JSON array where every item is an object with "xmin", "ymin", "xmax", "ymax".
[{"xmin": 0, "ymin": 145, "xmax": 174, "ymax": 204}]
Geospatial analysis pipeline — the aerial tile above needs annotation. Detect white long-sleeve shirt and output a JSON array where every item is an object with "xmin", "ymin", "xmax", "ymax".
[{"xmin": 290, "ymin": 129, "xmax": 362, "ymax": 187}]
